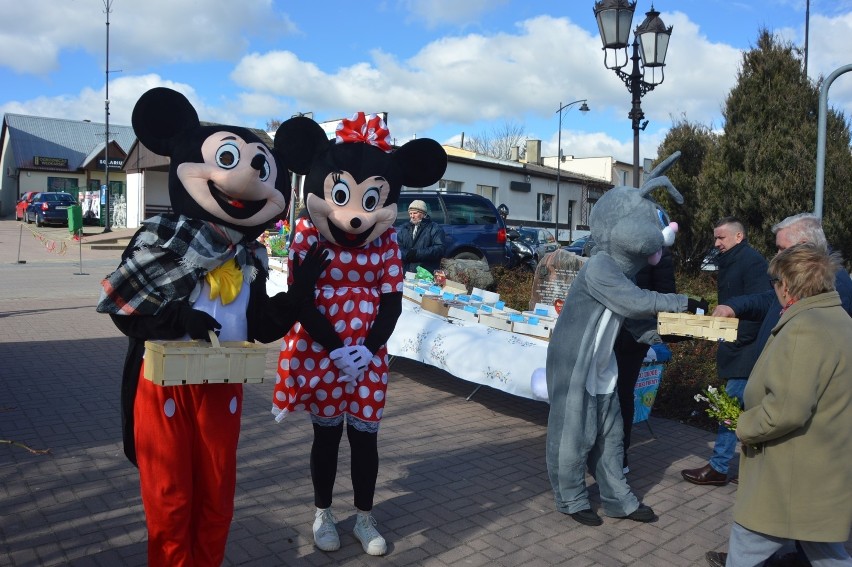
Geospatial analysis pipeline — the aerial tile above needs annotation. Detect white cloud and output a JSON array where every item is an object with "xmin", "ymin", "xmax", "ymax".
[{"xmin": 0, "ymin": 0, "xmax": 297, "ymax": 76}]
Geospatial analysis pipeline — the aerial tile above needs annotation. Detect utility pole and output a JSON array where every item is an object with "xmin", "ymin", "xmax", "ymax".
[{"xmin": 102, "ymin": 0, "xmax": 114, "ymax": 233}]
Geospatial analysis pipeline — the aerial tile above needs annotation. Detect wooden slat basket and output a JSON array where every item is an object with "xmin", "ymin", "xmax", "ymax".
[
  {"xmin": 658, "ymin": 312, "xmax": 739, "ymax": 342},
  {"xmin": 143, "ymin": 331, "xmax": 267, "ymax": 386}
]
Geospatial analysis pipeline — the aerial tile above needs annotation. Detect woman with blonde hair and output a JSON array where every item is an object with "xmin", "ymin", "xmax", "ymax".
[{"xmin": 708, "ymin": 243, "xmax": 852, "ymax": 567}]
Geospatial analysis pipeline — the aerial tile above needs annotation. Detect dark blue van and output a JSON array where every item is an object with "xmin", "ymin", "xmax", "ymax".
[{"xmin": 395, "ymin": 192, "xmax": 507, "ymax": 267}]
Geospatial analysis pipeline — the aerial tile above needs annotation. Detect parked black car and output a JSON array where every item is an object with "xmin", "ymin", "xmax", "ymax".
[
  {"xmin": 24, "ymin": 192, "xmax": 77, "ymax": 227},
  {"xmin": 395, "ymin": 192, "xmax": 507, "ymax": 267},
  {"xmin": 516, "ymin": 226, "xmax": 559, "ymax": 261}
]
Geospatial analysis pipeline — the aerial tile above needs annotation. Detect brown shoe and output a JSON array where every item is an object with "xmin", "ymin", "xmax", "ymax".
[{"xmin": 681, "ymin": 464, "xmax": 728, "ymax": 486}]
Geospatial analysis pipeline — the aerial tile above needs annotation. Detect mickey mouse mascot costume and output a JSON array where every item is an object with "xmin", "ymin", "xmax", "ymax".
[
  {"xmin": 271, "ymin": 113, "xmax": 446, "ymax": 556},
  {"xmin": 97, "ymin": 87, "xmax": 328, "ymax": 566}
]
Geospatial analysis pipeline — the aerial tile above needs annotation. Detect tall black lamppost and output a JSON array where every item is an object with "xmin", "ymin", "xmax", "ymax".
[
  {"xmin": 555, "ymin": 99, "xmax": 590, "ymax": 243},
  {"xmin": 593, "ymin": 0, "xmax": 672, "ymax": 187}
]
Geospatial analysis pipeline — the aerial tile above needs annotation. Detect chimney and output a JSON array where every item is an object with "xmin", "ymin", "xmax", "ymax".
[
  {"xmin": 526, "ymin": 139, "xmax": 541, "ymax": 165},
  {"xmin": 510, "ymin": 146, "xmax": 519, "ymax": 161}
]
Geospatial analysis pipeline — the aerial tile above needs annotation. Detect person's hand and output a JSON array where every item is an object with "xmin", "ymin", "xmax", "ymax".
[
  {"xmin": 713, "ymin": 304, "xmax": 736, "ymax": 318},
  {"xmin": 329, "ymin": 345, "xmax": 373, "ymax": 382},
  {"xmin": 405, "ymin": 249, "xmax": 416, "ymax": 261},
  {"xmin": 288, "ymin": 242, "xmax": 331, "ymax": 301},
  {"xmin": 177, "ymin": 303, "xmax": 221, "ymax": 339},
  {"xmin": 687, "ymin": 297, "xmax": 710, "ymax": 315}
]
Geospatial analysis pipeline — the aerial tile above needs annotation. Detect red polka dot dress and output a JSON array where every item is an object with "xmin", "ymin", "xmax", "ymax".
[{"xmin": 272, "ymin": 217, "xmax": 403, "ymax": 431}]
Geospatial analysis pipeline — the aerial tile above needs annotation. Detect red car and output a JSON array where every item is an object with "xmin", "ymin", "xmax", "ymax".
[{"xmin": 15, "ymin": 192, "xmax": 37, "ymax": 221}]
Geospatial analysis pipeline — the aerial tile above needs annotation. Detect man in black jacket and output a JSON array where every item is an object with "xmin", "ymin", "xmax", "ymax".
[
  {"xmin": 397, "ymin": 199, "xmax": 446, "ymax": 274},
  {"xmin": 682, "ymin": 217, "xmax": 771, "ymax": 486},
  {"xmin": 614, "ymin": 246, "xmax": 676, "ymax": 473}
]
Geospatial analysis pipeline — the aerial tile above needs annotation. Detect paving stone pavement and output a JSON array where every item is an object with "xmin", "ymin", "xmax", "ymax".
[{"xmin": 1, "ymin": 217, "xmax": 849, "ymax": 566}]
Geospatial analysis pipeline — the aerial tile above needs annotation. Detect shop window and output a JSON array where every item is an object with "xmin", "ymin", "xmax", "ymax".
[{"xmin": 47, "ymin": 177, "xmax": 79, "ymax": 193}]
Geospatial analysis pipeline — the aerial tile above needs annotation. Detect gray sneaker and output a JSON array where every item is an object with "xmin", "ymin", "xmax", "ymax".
[
  {"xmin": 354, "ymin": 512, "xmax": 387, "ymax": 556},
  {"xmin": 312, "ymin": 508, "xmax": 340, "ymax": 551}
]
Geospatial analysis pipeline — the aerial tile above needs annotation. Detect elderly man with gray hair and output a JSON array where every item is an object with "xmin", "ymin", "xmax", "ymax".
[{"xmin": 397, "ymin": 199, "xmax": 446, "ymax": 274}]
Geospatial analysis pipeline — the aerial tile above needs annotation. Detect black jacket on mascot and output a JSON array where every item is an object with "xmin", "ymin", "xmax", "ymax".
[
  {"xmin": 96, "ymin": 87, "xmax": 328, "ymax": 567},
  {"xmin": 269, "ymin": 113, "xmax": 446, "ymax": 556}
]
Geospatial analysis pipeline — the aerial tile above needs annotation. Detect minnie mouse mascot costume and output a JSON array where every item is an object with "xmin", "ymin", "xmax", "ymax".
[
  {"xmin": 97, "ymin": 87, "xmax": 328, "ymax": 566},
  {"xmin": 271, "ymin": 113, "xmax": 446, "ymax": 555}
]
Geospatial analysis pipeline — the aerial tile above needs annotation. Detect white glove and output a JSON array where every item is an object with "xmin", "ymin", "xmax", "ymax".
[{"xmin": 329, "ymin": 345, "xmax": 373, "ymax": 383}]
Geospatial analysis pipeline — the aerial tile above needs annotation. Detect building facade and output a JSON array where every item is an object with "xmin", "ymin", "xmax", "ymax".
[{"xmin": 1, "ymin": 114, "xmax": 135, "ymax": 226}]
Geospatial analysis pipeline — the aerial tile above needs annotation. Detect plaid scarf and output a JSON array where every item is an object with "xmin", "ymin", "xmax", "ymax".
[{"xmin": 97, "ymin": 215, "xmax": 267, "ymax": 316}]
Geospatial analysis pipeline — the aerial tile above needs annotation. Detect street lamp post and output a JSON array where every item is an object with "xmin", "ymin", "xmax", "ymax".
[
  {"xmin": 555, "ymin": 100, "xmax": 590, "ymax": 243},
  {"xmin": 593, "ymin": 0, "xmax": 672, "ymax": 187}
]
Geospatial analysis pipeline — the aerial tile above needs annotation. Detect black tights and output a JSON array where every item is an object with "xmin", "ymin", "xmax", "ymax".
[{"xmin": 310, "ymin": 422, "xmax": 379, "ymax": 511}]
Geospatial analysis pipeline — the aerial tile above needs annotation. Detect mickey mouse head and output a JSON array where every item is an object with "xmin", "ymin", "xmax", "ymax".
[{"xmin": 131, "ymin": 87, "xmax": 290, "ymax": 239}]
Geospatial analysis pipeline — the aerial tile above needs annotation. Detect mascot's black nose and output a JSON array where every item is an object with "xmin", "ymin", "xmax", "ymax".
[
  {"xmin": 350, "ymin": 218, "xmax": 362, "ymax": 229},
  {"xmin": 250, "ymin": 153, "xmax": 267, "ymax": 171}
]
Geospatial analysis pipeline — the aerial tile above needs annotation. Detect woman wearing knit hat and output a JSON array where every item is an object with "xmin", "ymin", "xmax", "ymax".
[{"xmin": 398, "ymin": 199, "xmax": 446, "ymax": 274}]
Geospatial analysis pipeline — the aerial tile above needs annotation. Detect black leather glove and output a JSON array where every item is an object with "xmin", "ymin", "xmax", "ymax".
[
  {"xmin": 288, "ymin": 242, "xmax": 331, "ymax": 303},
  {"xmin": 177, "ymin": 303, "xmax": 221, "ymax": 339},
  {"xmin": 405, "ymin": 249, "xmax": 417, "ymax": 261},
  {"xmin": 687, "ymin": 297, "xmax": 710, "ymax": 315}
]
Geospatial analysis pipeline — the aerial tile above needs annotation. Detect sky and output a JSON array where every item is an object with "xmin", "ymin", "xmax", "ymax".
[{"xmin": 2, "ymin": 0, "xmax": 852, "ymax": 165}]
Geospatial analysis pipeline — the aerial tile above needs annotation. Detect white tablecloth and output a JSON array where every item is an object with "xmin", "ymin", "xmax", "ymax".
[
  {"xmin": 266, "ymin": 273, "xmax": 662, "ymax": 412},
  {"xmin": 386, "ymin": 299, "xmax": 549, "ymax": 400},
  {"xmin": 268, "ymin": 265, "xmax": 548, "ymax": 401}
]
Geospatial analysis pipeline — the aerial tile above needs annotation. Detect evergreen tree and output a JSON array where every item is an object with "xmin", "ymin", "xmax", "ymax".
[
  {"xmin": 706, "ymin": 29, "xmax": 852, "ymax": 258},
  {"xmin": 658, "ymin": 29, "xmax": 852, "ymax": 266},
  {"xmin": 654, "ymin": 117, "xmax": 720, "ymax": 270}
]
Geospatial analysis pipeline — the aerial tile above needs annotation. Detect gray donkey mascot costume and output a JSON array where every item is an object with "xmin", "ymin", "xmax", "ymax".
[{"xmin": 544, "ymin": 152, "xmax": 707, "ymax": 526}]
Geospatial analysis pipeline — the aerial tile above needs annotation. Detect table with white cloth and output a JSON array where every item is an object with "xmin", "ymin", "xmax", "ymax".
[
  {"xmin": 268, "ymin": 264, "xmax": 664, "ymax": 417},
  {"xmin": 386, "ymin": 298, "xmax": 549, "ymax": 400}
]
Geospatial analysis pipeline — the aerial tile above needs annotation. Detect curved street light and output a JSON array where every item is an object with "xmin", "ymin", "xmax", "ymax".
[
  {"xmin": 594, "ymin": 0, "xmax": 672, "ymax": 187},
  {"xmin": 555, "ymin": 100, "xmax": 590, "ymax": 243}
]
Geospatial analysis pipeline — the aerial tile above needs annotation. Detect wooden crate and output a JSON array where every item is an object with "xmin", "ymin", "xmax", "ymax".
[
  {"xmin": 657, "ymin": 312, "xmax": 739, "ymax": 342},
  {"xmin": 143, "ymin": 331, "xmax": 267, "ymax": 386}
]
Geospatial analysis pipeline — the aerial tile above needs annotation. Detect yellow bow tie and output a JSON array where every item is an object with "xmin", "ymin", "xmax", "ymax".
[{"xmin": 205, "ymin": 259, "xmax": 242, "ymax": 305}]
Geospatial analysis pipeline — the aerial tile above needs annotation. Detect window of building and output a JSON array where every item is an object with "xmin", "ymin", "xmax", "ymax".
[
  {"xmin": 438, "ymin": 179, "xmax": 463, "ymax": 193},
  {"xmin": 537, "ymin": 193, "xmax": 554, "ymax": 222},
  {"xmin": 475, "ymin": 184, "xmax": 497, "ymax": 202},
  {"xmin": 47, "ymin": 177, "xmax": 79, "ymax": 193}
]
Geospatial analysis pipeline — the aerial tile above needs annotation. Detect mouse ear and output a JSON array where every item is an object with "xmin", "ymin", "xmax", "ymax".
[
  {"xmin": 131, "ymin": 87, "xmax": 200, "ymax": 157},
  {"xmin": 640, "ymin": 151, "xmax": 683, "ymax": 204},
  {"xmin": 274, "ymin": 116, "xmax": 330, "ymax": 175},
  {"xmin": 393, "ymin": 138, "xmax": 448, "ymax": 188},
  {"xmin": 644, "ymin": 150, "xmax": 681, "ymax": 181}
]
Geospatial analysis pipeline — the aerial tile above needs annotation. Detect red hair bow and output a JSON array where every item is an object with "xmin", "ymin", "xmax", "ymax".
[{"xmin": 335, "ymin": 112, "xmax": 392, "ymax": 152}]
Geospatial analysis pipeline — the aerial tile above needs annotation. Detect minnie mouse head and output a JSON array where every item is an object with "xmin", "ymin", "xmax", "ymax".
[
  {"xmin": 275, "ymin": 113, "xmax": 446, "ymax": 248},
  {"xmin": 131, "ymin": 87, "xmax": 289, "ymax": 240}
]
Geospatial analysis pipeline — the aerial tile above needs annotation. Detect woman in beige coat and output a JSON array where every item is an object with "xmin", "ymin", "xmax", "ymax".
[{"xmin": 711, "ymin": 243, "xmax": 852, "ymax": 567}]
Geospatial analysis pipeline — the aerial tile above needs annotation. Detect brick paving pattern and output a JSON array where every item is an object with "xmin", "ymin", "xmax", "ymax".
[{"xmin": 1, "ymin": 218, "xmax": 849, "ymax": 566}]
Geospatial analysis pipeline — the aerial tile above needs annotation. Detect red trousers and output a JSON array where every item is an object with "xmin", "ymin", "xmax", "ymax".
[{"xmin": 134, "ymin": 371, "xmax": 242, "ymax": 567}]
